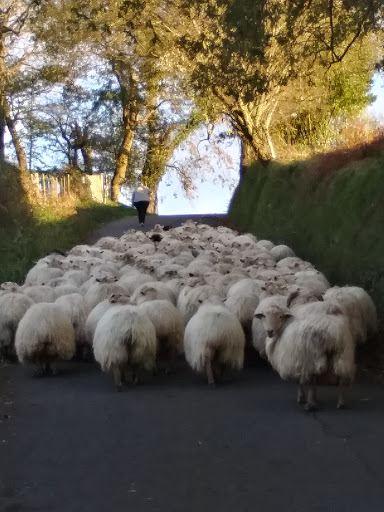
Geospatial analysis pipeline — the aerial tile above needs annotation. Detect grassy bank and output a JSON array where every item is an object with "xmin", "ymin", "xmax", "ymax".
[
  {"xmin": 0, "ymin": 161, "xmax": 135, "ymax": 284},
  {"xmin": 228, "ymin": 145, "xmax": 384, "ymax": 319}
]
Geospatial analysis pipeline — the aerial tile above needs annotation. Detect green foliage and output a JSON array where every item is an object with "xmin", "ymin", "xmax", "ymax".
[
  {"xmin": 274, "ymin": 36, "xmax": 378, "ymax": 149},
  {"xmin": 178, "ymin": 0, "xmax": 383, "ymax": 161},
  {"xmin": 0, "ymin": 161, "xmax": 135, "ymax": 283},
  {"xmin": 228, "ymin": 150, "xmax": 384, "ymax": 317}
]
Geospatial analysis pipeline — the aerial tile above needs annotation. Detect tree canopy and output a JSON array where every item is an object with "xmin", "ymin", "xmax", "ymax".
[{"xmin": 1, "ymin": 0, "xmax": 383, "ymax": 206}]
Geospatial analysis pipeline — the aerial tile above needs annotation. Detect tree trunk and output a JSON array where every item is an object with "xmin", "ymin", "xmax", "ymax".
[
  {"xmin": 147, "ymin": 186, "xmax": 158, "ymax": 214},
  {"xmin": 0, "ymin": 95, "xmax": 5, "ymax": 162},
  {"xmin": 81, "ymin": 145, "xmax": 92, "ymax": 174},
  {"xmin": 111, "ymin": 125, "xmax": 136, "ymax": 202},
  {"xmin": 6, "ymin": 114, "xmax": 28, "ymax": 174},
  {"xmin": 111, "ymin": 65, "xmax": 139, "ymax": 203},
  {"xmin": 3, "ymin": 98, "xmax": 28, "ymax": 174},
  {"xmin": 239, "ymin": 135, "xmax": 272, "ymax": 178}
]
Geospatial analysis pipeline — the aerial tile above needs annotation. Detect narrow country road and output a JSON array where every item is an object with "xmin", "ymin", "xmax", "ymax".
[
  {"xmin": 1, "ymin": 214, "xmax": 384, "ymax": 512},
  {"xmin": 87, "ymin": 212, "xmax": 227, "ymax": 242}
]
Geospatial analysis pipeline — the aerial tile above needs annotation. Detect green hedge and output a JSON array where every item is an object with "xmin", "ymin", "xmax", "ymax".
[
  {"xmin": 228, "ymin": 158, "xmax": 384, "ymax": 318},
  {"xmin": 0, "ymin": 161, "xmax": 135, "ymax": 284}
]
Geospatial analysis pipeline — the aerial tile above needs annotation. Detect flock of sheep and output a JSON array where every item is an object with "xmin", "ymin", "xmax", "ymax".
[{"xmin": 0, "ymin": 220, "xmax": 378, "ymax": 411}]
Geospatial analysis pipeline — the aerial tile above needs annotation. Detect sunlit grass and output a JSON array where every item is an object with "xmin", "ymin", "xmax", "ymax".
[{"xmin": 0, "ymin": 199, "xmax": 135, "ymax": 284}]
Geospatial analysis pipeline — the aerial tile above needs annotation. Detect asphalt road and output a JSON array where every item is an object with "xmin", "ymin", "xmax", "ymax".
[
  {"xmin": 87, "ymin": 212, "xmax": 227, "ymax": 242},
  {"xmin": 1, "ymin": 214, "xmax": 384, "ymax": 512}
]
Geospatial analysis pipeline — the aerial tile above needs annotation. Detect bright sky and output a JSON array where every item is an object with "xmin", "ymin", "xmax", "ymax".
[
  {"xmin": 157, "ymin": 126, "xmax": 241, "ymax": 215},
  {"xmin": 155, "ymin": 72, "xmax": 384, "ymax": 216},
  {"xmin": 368, "ymin": 73, "xmax": 384, "ymax": 119},
  {"xmin": 5, "ymin": 70, "xmax": 384, "ymax": 216}
]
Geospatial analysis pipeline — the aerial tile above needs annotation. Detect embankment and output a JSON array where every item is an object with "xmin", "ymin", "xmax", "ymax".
[{"xmin": 228, "ymin": 148, "xmax": 384, "ymax": 318}]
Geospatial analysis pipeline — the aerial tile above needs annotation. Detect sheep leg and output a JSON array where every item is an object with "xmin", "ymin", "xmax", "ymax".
[
  {"xmin": 35, "ymin": 361, "xmax": 46, "ymax": 377},
  {"xmin": 50, "ymin": 361, "xmax": 59, "ymax": 376},
  {"xmin": 337, "ymin": 381, "xmax": 345, "ymax": 410},
  {"xmin": 44, "ymin": 361, "xmax": 53, "ymax": 376},
  {"xmin": 205, "ymin": 358, "xmax": 215, "ymax": 386},
  {"xmin": 297, "ymin": 384, "xmax": 306, "ymax": 404},
  {"xmin": 305, "ymin": 381, "xmax": 317, "ymax": 411},
  {"xmin": 132, "ymin": 366, "xmax": 140, "ymax": 385},
  {"xmin": 113, "ymin": 366, "xmax": 123, "ymax": 391},
  {"xmin": 165, "ymin": 347, "xmax": 177, "ymax": 375},
  {"xmin": 213, "ymin": 361, "xmax": 225, "ymax": 383}
]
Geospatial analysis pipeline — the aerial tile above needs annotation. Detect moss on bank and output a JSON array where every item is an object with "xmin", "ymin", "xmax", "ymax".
[{"xmin": 228, "ymin": 155, "xmax": 384, "ymax": 318}]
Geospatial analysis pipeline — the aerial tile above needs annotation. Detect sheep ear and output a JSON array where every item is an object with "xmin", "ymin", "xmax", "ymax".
[
  {"xmin": 286, "ymin": 290, "xmax": 300, "ymax": 307},
  {"xmin": 282, "ymin": 313, "xmax": 292, "ymax": 320},
  {"xmin": 316, "ymin": 294, "xmax": 324, "ymax": 301},
  {"xmin": 254, "ymin": 313, "xmax": 264, "ymax": 319}
]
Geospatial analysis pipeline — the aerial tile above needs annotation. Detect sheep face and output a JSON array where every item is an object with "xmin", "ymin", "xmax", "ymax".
[
  {"xmin": 254, "ymin": 306, "xmax": 292, "ymax": 338},
  {"xmin": 109, "ymin": 293, "xmax": 130, "ymax": 304}
]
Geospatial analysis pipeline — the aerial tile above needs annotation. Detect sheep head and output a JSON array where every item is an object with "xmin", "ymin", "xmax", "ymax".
[{"xmin": 254, "ymin": 304, "xmax": 292, "ymax": 338}]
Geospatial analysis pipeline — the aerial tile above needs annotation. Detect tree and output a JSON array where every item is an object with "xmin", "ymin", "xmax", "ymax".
[
  {"xmin": 177, "ymin": 0, "xmax": 384, "ymax": 169},
  {"xmin": 0, "ymin": 0, "xmax": 38, "ymax": 182},
  {"xmin": 272, "ymin": 35, "xmax": 379, "ymax": 151},
  {"xmin": 35, "ymin": 0, "xmax": 199, "ymax": 201}
]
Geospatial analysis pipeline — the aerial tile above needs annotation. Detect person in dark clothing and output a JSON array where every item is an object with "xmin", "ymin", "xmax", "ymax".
[{"xmin": 132, "ymin": 184, "xmax": 151, "ymax": 226}]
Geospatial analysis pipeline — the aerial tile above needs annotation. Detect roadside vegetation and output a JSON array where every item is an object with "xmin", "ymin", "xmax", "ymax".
[
  {"xmin": 229, "ymin": 134, "xmax": 384, "ymax": 313},
  {"xmin": 0, "ymin": 161, "xmax": 135, "ymax": 284}
]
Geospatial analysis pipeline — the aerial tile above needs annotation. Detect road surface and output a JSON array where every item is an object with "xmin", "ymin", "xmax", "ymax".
[{"xmin": 1, "ymin": 214, "xmax": 384, "ymax": 512}]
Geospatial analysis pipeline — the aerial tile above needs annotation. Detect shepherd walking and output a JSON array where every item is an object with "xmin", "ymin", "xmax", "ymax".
[{"xmin": 132, "ymin": 183, "xmax": 151, "ymax": 226}]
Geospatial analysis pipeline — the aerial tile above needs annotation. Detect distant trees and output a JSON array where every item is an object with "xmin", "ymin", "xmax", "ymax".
[
  {"xmin": 1, "ymin": 0, "xmax": 383, "ymax": 205},
  {"xmin": 177, "ymin": 0, "xmax": 383, "ymax": 169}
]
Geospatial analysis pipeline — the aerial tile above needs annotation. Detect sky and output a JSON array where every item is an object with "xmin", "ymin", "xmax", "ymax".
[
  {"xmin": 5, "ymin": 69, "xmax": 384, "ymax": 216},
  {"xmin": 367, "ymin": 73, "xmax": 384, "ymax": 120},
  {"xmin": 154, "ymin": 73, "xmax": 384, "ymax": 216}
]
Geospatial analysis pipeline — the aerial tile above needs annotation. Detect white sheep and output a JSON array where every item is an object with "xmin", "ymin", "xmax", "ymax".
[
  {"xmin": 270, "ymin": 244, "xmax": 295, "ymax": 262},
  {"xmin": 0, "ymin": 282, "xmax": 20, "ymax": 293},
  {"xmin": 323, "ymin": 286, "xmax": 377, "ymax": 343},
  {"xmin": 177, "ymin": 285, "xmax": 225, "ymax": 325},
  {"xmin": 137, "ymin": 299, "xmax": 184, "ymax": 372},
  {"xmin": 155, "ymin": 264, "xmax": 185, "ymax": 280},
  {"xmin": 117, "ymin": 272, "xmax": 156, "ymax": 296},
  {"xmin": 255, "ymin": 240, "xmax": 275, "ymax": 251},
  {"xmin": 294, "ymin": 270, "xmax": 330, "ymax": 295},
  {"xmin": 0, "ymin": 292, "xmax": 35, "ymax": 359},
  {"xmin": 184, "ymin": 303, "xmax": 245, "ymax": 385},
  {"xmin": 93, "ymin": 305, "xmax": 157, "ymax": 390},
  {"xmin": 94, "ymin": 236, "xmax": 126, "ymax": 252},
  {"xmin": 130, "ymin": 282, "xmax": 176, "ymax": 305},
  {"xmin": 55, "ymin": 293, "xmax": 90, "ymax": 356},
  {"xmin": 251, "ymin": 295, "xmax": 288, "ymax": 358},
  {"xmin": 55, "ymin": 284, "xmax": 82, "ymax": 298},
  {"xmin": 232, "ymin": 234, "xmax": 257, "ymax": 250},
  {"xmin": 15, "ymin": 302, "xmax": 76, "ymax": 375},
  {"xmin": 64, "ymin": 269, "xmax": 90, "ymax": 287},
  {"xmin": 226, "ymin": 278, "xmax": 263, "ymax": 299},
  {"xmin": 24, "ymin": 264, "xmax": 64, "ymax": 286},
  {"xmin": 22, "ymin": 285, "xmax": 58, "ymax": 303},
  {"xmin": 224, "ymin": 293, "xmax": 260, "ymax": 341},
  {"xmin": 84, "ymin": 299, "xmax": 117, "ymax": 347},
  {"xmin": 254, "ymin": 300, "xmax": 355, "ymax": 410},
  {"xmin": 84, "ymin": 282, "xmax": 127, "ymax": 310}
]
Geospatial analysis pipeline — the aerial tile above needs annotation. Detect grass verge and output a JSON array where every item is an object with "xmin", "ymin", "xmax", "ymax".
[
  {"xmin": 0, "ymin": 161, "xmax": 135, "ymax": 284},
  {"xmin": 228, "ymin": 147, "xmax": 384, "ymax": 319}
]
